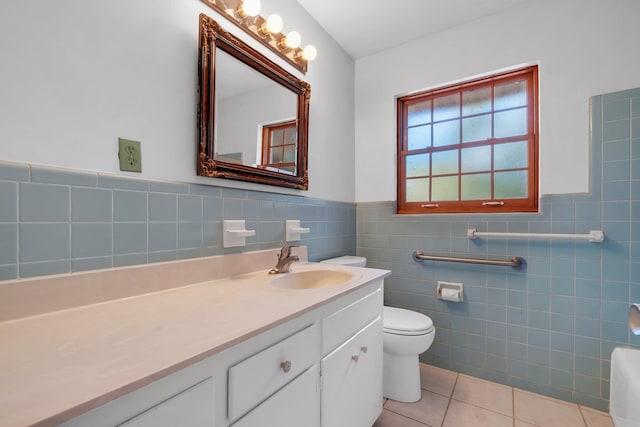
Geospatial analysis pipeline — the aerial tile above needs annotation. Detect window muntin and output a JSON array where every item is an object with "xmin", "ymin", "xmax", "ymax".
[{"xmin": 397, "ymin": 66, "xmax": 538, "ymax": 214}]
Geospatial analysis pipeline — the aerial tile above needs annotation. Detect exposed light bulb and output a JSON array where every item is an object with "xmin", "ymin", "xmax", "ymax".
[
  {"xmin": 239, "ymin": 0, "xmax": 261, "ymax": 17},
  {"xmin": 284, "ymin": 30, "xmax": 301, "ymax": 49},
  {"xmin": 265, "ymin": 14, "xmax": 283, "ymax": 33},
  {"xmin": 301, "ymin": 45, "xmax": 317, "ymax": 61}
]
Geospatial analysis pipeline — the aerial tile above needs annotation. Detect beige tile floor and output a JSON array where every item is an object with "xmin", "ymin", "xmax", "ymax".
[{"xmin": 374, "ymin": 364, "xmax": 614, "ymax": 427}]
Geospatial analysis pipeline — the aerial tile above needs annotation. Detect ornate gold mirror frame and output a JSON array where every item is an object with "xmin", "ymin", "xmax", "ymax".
[{"xmin": 197, "ymin": 14, "xmax": 311, "ymax": 190}]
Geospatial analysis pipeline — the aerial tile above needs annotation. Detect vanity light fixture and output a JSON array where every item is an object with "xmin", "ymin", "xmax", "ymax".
[
  {"xmin": 237, "ymin": 0, "xmax": 261, "ymax": 18},
  {"xmin": 200, "ymin": 0, "xmax": 315, "ymax": 73},
  {"xmin": 301, "ymin": 45, "xmax": 317, "ymax": 61},
  {"xmin": 260, "ymin": 14, "xmax": 283, "ymax": 35},
  {"xmin": 283, "ymin": 30, "xmax": 301, "ymax": 49}
]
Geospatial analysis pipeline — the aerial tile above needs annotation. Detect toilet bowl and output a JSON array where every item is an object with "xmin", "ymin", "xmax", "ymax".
[
  {"xmin": 321, "ymin": 256, "xmax": 436, "ymax": 403},
  {"xmin": 383, "ymin": 306, "xmax": 435, "ymax": 402}
]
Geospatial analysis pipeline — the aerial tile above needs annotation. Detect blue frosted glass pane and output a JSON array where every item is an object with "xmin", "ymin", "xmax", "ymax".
[
  {"xmin": 408, "ymin": 100, "xmax": 431, "ymax": 126},
  {"xmin": 433, "ymin": 120, "xmax": 460, "ymax": 147},
  {"xmin": 462, "ymin": 114, "xmax": 491, "ymax": 143},
  {"xmin": 495, "ymin": 141, "xmax": 527, "ymax": 170},
  {"xmin": 408, "ymin": 124, "xmax": 431, "ymax": 150},
  {"xmin": 272, "ymin": 129, "xmax": 284, "ymax": 145},
  {"xmin": 495, "ymin": 171, "xmax": 528, "ymax": 198},
  {"xmin": 284, "ymin": 146, "xmax": 295, "ymax": 163},
  {"xmin": 463, "ymin": 87, "xmax": 491, "ymax": 116},
  {"xmin": 495, "ymin": 80, "xmax": 526, "ymax": 110},
  {"xmin": 432, "ymin": 150, "xmax": 459, "ymax": 175},
  {"xmin": 406, "ymin": 178, "xmax": 429, "ymax": 202},
  {"xmin": 462, "ymin": 173, "xmax": 491, "ymax": 200},
  {"xmin": 461, "ymin": 146, "xmax": 491, "ymax": 172},
  {"xmin": 284, "ymin": 127, "xmax": 296, "ymax": 144},
  {"xmin": 432, "ymin": 176, "xmax": 459, "ymax": 201},
  {"xmin": 433, "ymin": 94, "xmax": 460, "ymax": 121},
  {"xmin": 494, "ymin": 108, "xmax": 527, "ymax": 138},
  {"xmin": 406, "ymin": 154, "xmax": 430, "ymax": 177}
]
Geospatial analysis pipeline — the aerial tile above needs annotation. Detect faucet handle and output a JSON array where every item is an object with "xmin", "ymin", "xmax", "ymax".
[{"xmin": 279, "ymin": 244, "xmax": 298, "ymax": 258}]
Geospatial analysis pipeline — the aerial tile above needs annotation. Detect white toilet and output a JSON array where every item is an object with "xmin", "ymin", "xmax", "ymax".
[{"xmin": 320, "ymin": 256, "xmax": 436, "ymax": 403}]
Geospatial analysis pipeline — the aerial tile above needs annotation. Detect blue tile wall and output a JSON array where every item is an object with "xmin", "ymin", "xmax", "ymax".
[
  {"xmin": 0, "ymin": 163, "xmax": 356, "ymax": 281},
  {"xmin": 357, "ymin": 87, "xmax": 640, "ymax": 411}
]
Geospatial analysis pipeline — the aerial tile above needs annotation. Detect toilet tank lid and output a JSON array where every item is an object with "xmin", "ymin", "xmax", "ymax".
[
  {"xmin": 320, "ymin": 256, "xmax": 367, "ymax": 267},
  {"xmin": 383, "ymin": 306, "xmax": 434, "ymax": 333}
]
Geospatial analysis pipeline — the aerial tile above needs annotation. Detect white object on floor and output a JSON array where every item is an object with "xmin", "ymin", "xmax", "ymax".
[
  {"xmin": 610, "ymin": 347, "xmax": 640, "ymax": 427},
  {"xmin": 382, "ymin": 306, "xmax": 435, "ymax": 402}
]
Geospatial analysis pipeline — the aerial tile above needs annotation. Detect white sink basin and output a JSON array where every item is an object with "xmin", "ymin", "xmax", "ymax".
[
  {"xmin": 610, "ymin": 347, "xmax": 640, "ymax": 426},
  {"xmin": 270, "ymin": 269, "xmax": 354, "ymax": 290}
]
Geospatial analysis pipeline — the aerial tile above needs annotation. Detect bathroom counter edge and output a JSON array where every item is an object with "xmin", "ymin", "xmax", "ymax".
[{"xmin": 0, "ymin": 262, "xmax": 390, "ymax": 427}]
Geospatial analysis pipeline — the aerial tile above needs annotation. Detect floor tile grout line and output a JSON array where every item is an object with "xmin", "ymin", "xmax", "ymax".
[
  {"xmin": 577, "ymin": 404, "xmax": 590, "ymax": 427},
  {"xmin": 380, "ymin": 407, "xmax": 432, "ymax": 426},
  {"xmin": 438, "ymin": 373, "xmax": 460, "ymax": 427},
  {"xmin": 448, "ymin": 397, "xmax": 514, "ymax": 420},
  {"xmin": 512, "ymin": 386, "xmax": 516, "ymax": 427}
]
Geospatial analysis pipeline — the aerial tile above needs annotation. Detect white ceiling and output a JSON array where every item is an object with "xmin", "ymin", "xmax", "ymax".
[{"xmin": 296, "ymin": 0, "xmax": 529, "ymax": 59}]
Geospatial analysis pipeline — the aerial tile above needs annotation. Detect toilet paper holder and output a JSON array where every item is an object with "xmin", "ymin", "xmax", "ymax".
[{"xmin": 437, "ymin": 281, "xmax": 463, "ymax": 302}]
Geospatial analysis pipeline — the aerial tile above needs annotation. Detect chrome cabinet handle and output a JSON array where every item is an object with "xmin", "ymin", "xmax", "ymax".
[
  {"xmin": 361, "ymin": 345, "xmax": 368, "ymax": 354},
  {"xmin": 280, "ymin": 360, "xmax": 292, "ymax": 373}
]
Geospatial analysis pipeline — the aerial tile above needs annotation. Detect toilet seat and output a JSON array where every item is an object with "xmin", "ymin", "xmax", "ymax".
[{"xmin": 383, "ymin": 306, "xmax": 434, "ymax": 336}]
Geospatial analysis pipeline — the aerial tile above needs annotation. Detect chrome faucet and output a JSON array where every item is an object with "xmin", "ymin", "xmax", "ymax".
[{"xmin": 269, "ymin": 245, "xmax": 299, "ymax": 274}]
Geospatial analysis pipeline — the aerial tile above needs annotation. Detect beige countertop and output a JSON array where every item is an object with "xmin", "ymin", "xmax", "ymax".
[{"xmin": 0, "ymin": 262, "xmax": 389, "ymax": 427}]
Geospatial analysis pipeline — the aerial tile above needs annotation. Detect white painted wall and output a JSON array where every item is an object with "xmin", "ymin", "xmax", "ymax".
[
  {"xmin": 0, "ymin": 0, "xmax": 355, "ymax": 202},
  {"xmin": 354, "ymin": 0, "xmax": 640, "ymax": 202}
]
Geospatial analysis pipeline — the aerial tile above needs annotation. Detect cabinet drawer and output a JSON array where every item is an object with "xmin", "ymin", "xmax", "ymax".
[
  {"xmin": 321, "ymin": 317, "xmax": 383, "ymax": 427},
  {"xmin": 228, "ymin": 323, "xmax": 318, "ymax": 421},
  {"xmin": 231, "ymin": 365, "xmax": 319, "ymax": 427},
  {"xmin": 322, "ymin": 286, "xmax": 382, "ymax": 355},
  {"xmin": 119, "ymin": 377, "xmax": 215, "ymax": 427}
]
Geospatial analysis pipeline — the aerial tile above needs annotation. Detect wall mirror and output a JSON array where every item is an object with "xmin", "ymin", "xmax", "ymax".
[{"xmin": 197, "ymin": 14, "xmax": 311, "ymax": 190}]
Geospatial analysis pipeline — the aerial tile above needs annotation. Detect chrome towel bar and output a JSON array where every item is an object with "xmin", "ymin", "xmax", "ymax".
[
  {"xmin": 412, "ymin": 250, "xmax": 524, "ymax": 270},
  {"xmin": 467, "ymin": 228, "xmax": 604, "ymax": 243}
]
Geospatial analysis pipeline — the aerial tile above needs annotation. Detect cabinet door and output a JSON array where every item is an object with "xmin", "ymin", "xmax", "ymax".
[
  {"xmin": 321, "ymin": 317, "xmax": 382, "ymax": 427},
  {"xmin": 119, "ymin": 377, "xmax": 215, "ymax": 427},
  {"xmin": 231, "ymin": 365, "xmax": 319, "ymax": 427}
]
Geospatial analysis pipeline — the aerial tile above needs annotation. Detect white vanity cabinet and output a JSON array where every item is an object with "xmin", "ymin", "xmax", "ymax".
[
  {"xmin": 60, "ymin": 279, "xmax": 384, "ymax": 427},
  {"xmin": 320, "ymin": 287, "xmax": 384, "ymax": 427}
]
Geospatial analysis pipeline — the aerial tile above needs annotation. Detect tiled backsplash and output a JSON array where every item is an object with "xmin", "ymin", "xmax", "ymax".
[
  {"xmin": 357, "ymin": 87, "xmax": 640, "ymax": 411},
  {"xmin": 0, "ymin": 164, "xmax": 356, "ymax": 281}
]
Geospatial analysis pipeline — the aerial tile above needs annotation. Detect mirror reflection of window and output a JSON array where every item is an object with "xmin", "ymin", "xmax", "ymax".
[
  {"xmin": 261, "ymin": 120, "xmax": 297, "ymax": 174},
  {"xmin": 215, "ymin": 48, "xmax": 298, "ymax": 170}
]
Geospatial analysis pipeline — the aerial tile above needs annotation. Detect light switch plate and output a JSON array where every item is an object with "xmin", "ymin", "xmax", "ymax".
[{"xmin": 118, "ymin": 138, "xmax": 142, "ymax": 172}]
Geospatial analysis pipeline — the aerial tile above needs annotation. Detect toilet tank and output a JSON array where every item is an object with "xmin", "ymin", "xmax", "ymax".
[{"xmin": 321, "ymin": 256, "xmax": 367, "ymax": 267}]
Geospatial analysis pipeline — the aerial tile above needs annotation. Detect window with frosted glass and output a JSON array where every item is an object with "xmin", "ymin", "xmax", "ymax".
[
  {"xmin": 396, "ymin": 65, "xmax": 538, "ymax": 214},
  {"xmin": 261, "ymin": 120, "xmax": 297, "ymax": 173}
]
